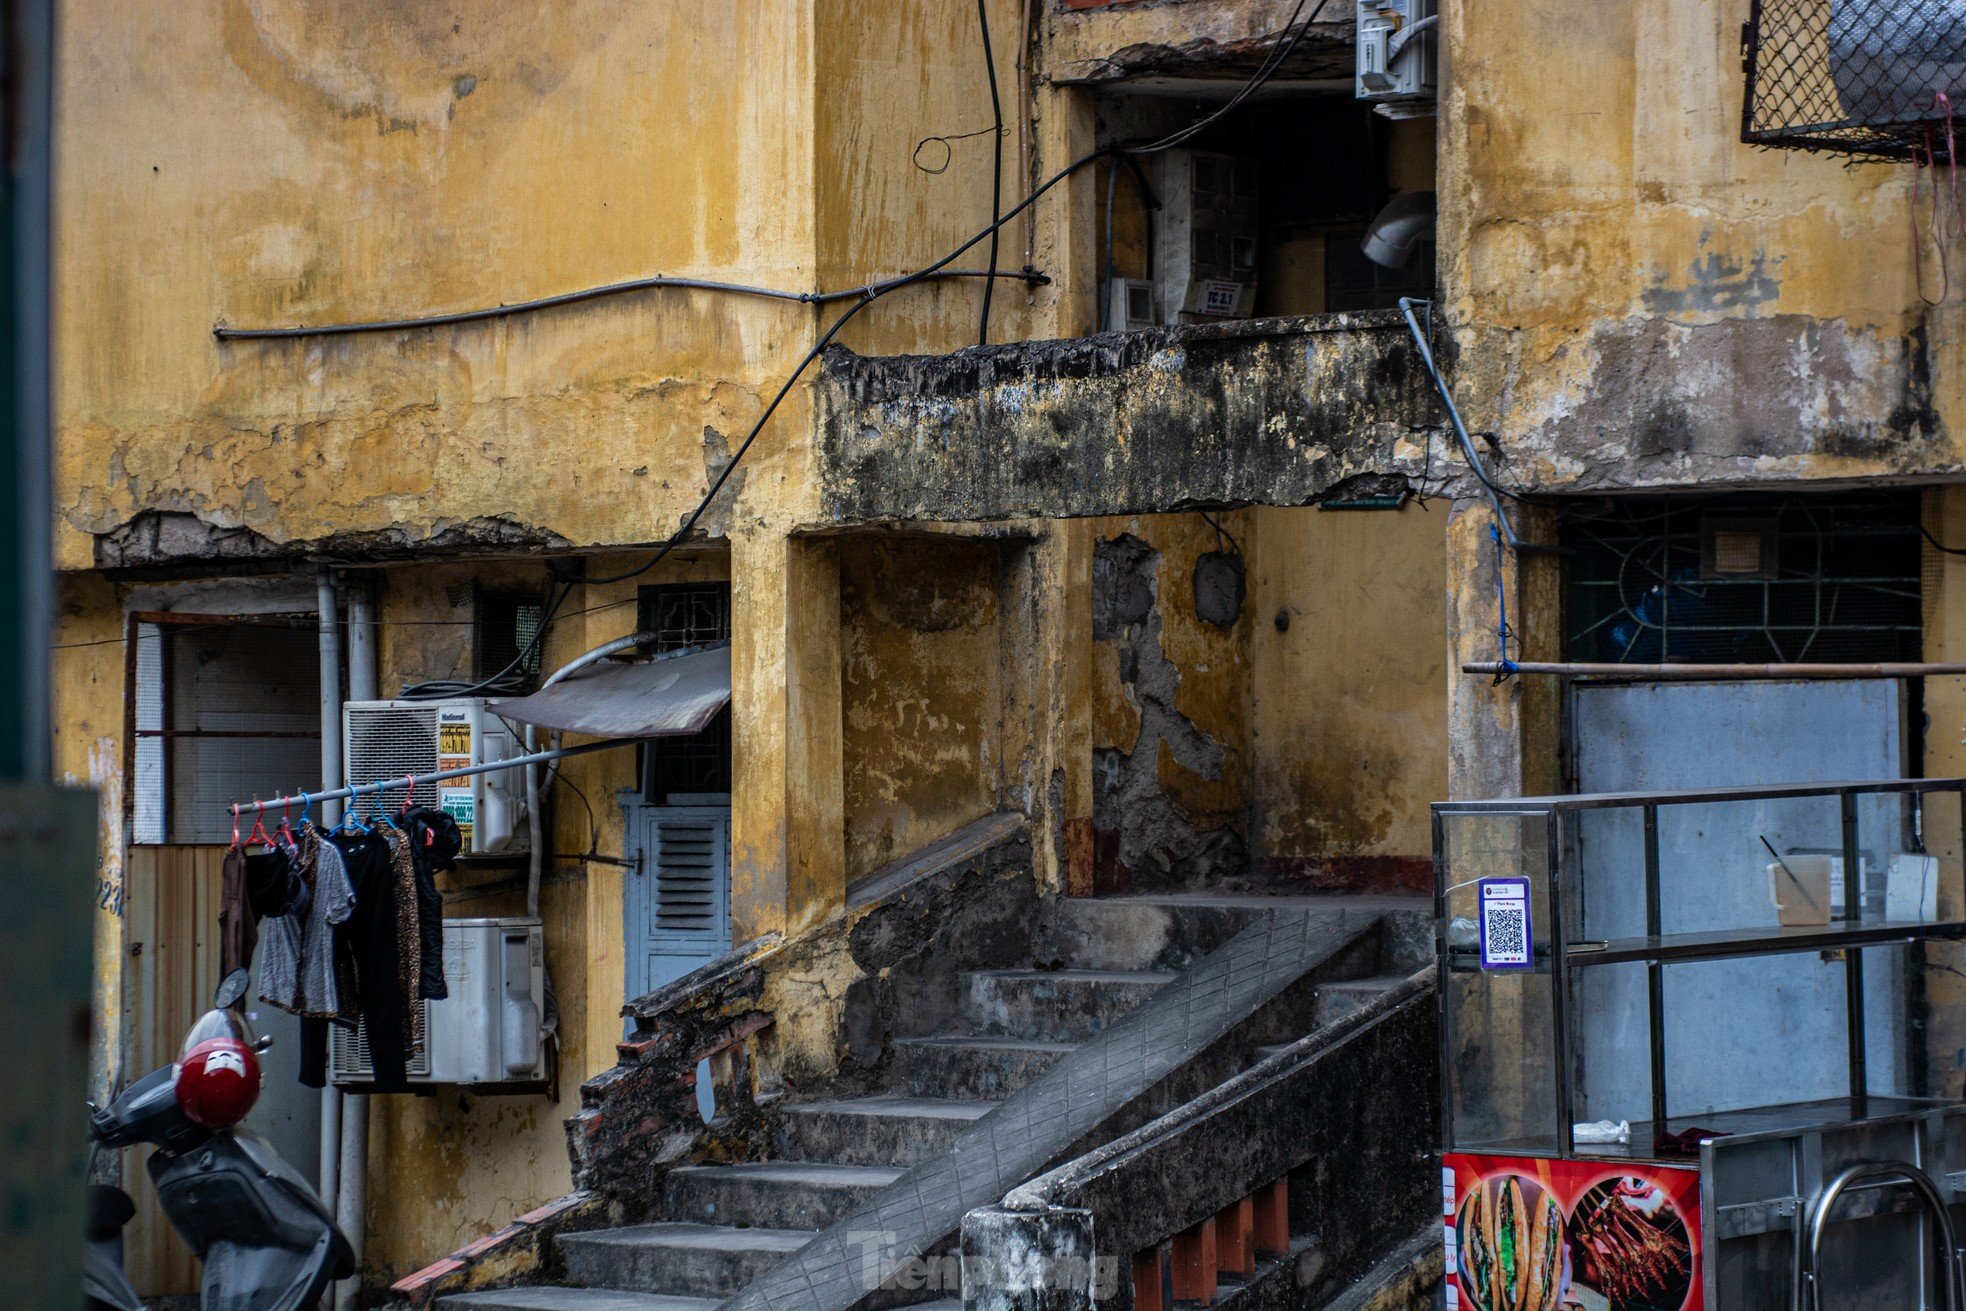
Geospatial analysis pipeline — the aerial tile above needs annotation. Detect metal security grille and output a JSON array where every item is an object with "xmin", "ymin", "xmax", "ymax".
[
  {"xmin": 344, "ymin": 704, "xmax": 440, "ymax": 815},
  {"xmin": 639, "ymin": 583, "xmax": 732, "ymax": 799},
  {"xmin": 1743, "ymin": 0, "xmax": 1966, "ymax": 160},
  {"xmin": 1562, "ymin": 492, "xmax": 1924, "ymax": 664},
  {"xmin": 637, "ymin": 583, "xmax": 730, "ymax": 653},
  {"xmin": 474, "ymin": 591, "xmax": 544, "ymax": 687}
]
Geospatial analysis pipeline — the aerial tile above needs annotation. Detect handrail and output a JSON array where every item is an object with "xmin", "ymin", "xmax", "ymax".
[
  {"xmin": 1004, "ymin": 967, "xmax": 1434, "ymax": 1213},
  {"xmin": 1433, "ymin": 775, "xmax": 1966, "ymax": 814},
  {"xmin": 1801, "ymin": 1160, "xmax": 1962, "ymax": 1311}
]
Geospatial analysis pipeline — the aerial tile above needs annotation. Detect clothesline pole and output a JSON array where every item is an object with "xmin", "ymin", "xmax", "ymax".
[{"xmin": 221, "ymin": 736, "xmax": 628, "ymax": 818}]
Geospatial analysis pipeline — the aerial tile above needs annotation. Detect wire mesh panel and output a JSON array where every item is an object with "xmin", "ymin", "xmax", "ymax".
[{"xmin": 1745, "ymin": 0, "xmax": 1966, "ymax": 159}]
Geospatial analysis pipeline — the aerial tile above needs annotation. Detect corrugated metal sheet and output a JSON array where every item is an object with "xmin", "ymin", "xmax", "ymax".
[{"xmin": 488, "ymin": 644, "xmax": 730, "ymax": 738}]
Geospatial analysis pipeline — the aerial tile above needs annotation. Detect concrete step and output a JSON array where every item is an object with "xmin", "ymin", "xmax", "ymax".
[
  {"xmin": 1315, "ymin": 974, "xmax": 1410, "ymax": 1027},
  {"xmin": 439, "ymin": 1291, "xmax": 717, "ymax": 1311},
  {"xmin": 889, "ymin": 1036, "xmax": 1076, "ymax": 1100},
  {"xmin": 664, "ymin": 1161, "xmax": 904, "ymax": 1230},
  {"xmin": 959, "ymin": 968, "xmax": 1174, "ymax": 1041},
  {"xmin": 1035, "ymin": 892, "xmax": 1427, "ymax": 973},
  {"xmin": 558, "ymin": 1224, "xmax": 812, "ymax": 1299},
  {"xmin": 775, "ymin": 1095, "xmax": 995, "ymax": 1167}
]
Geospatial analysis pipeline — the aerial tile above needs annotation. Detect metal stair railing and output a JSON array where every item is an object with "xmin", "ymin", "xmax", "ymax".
[{"xmin": 1801, "ymin": 1160, "xmax": 1962, "ymax": 1311}]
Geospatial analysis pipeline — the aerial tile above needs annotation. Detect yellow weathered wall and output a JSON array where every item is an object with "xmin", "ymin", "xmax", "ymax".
[
  {"xmin": 1247, "ymin": 503, "xmax": 1448, "ymax": 890},
  {"xmin": 1442, "ymin": 0, "xmax": 1966, "ymax": 492},
  {"xmin": 55, "ymin": 1, "xmax": 835, "ymax": 570},
  {"xmin": 840, "ymin": 536, "xmax": 1004, "ymax": 880},
  {"xmin": 1922, "ymin": 487, "xmax": 1966, "ymax": 1102}
]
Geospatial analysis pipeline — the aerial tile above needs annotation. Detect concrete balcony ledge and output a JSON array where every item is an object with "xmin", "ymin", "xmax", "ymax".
[{"xmin": 816, "ymin": 309, "xmax": 1431, "ymax": 526}]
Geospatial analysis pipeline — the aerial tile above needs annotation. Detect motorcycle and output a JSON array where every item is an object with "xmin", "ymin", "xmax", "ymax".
[{"xmin": 86, "ymin": 967, "xmax": 354, "ymax": 1311}]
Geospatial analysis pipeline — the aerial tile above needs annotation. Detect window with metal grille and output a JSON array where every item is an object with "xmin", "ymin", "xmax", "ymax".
[
  {"xmin": 1562, "ymin": 491, "xmax": 1924, "ymax": 664},
  {"xmin": 474, "ymin": 590, "xmax": 545, "ymax": 688},
  {"xmin": 131, "ymin": 617, "xmax": 323, "ymax": 844},
  {"xmin": 637, "ymin": 583, "xmax": 732, "ymax": 800}
]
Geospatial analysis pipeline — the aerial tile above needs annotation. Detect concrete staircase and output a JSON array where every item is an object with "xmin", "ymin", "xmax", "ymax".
[{"xmin": 439, "ymin": 894, "xmax": 1422, "ymax": 1311}]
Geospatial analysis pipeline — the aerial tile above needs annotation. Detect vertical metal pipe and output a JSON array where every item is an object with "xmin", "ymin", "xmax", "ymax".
[
  {"xmin": 336, "ymin": 1096, "xmax": 369, "ymax": 1311},
  {"xmin": 347, "ymin": 575, "xmax": 377, "ymax": 702},
  {"xmin": 318, "ymin": 570, "xmax": 346, "ymax": 1226},
  {"xmin": 1642, "ymin": 806, "xmax": 1669, "ymax": 1139},
  {"xmin": 1840, "ymin": 793, "xmax": 1867, "ymax": 1113},
  {"xmin": 315, "ymin": 569, "xmax": 343, "ymax": 1227},
  {"xmin": 319, "ymin": 570, "xmax": 344, "ymax": 829}
]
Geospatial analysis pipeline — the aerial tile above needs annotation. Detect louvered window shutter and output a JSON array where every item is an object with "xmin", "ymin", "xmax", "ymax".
[{"xmin": 627, "ymin": 806, "xmax": 730, "ymax": 1002}]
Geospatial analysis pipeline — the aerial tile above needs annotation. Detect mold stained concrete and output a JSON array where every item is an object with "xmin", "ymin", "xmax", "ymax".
[{"xmin": 817, "ymin": 312, "xmax": 1436, "ymax": 525}]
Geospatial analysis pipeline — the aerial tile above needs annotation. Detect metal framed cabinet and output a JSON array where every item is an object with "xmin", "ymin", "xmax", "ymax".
[
  {"xmin": 623, "ymin": 801, "xmax": 731, "ymax": 1006},
  {"xmin": 1435, "ymin": 779, "xmax": 1966, "ymax": 1311}
]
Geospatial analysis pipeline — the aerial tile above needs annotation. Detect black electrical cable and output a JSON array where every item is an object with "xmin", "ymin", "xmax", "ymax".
[
  {"xmin": 1923, "ymin": 524, "xmax": 1966, "ymax": 556},
  {"xmin": 213, "ymin": 268, "xmax": 1047, "ymax": 341},
  {"xmin": 400, "ymin": 578, "xmax": 573, "ymax": 699},
  {"xmin": 975, "ymin": 0, "xmax": 1006, "ymax": 347},
  {"xmin": 1123, "ymin": 0, "xmax": 1330, "ymax": 156},
  {"xmin": 574, "ymin": 292, "xmax": 885, "ymax": 587}
]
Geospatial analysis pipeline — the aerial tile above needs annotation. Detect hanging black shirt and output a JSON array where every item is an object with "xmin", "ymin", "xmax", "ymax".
[{"xmin": 327, "ymin": 827, "xmax": 412, "ymax": 1092}]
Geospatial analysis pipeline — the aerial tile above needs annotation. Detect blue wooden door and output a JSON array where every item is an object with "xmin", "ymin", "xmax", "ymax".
[{"xmin": 624, "ymin": 805, "xmax": 731, "ymax": 1006}]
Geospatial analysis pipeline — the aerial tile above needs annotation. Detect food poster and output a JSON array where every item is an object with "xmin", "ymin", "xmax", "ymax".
[{"xmin": 1444, "ymin": 1154, "xmax": 1701, "ymax": 1311}]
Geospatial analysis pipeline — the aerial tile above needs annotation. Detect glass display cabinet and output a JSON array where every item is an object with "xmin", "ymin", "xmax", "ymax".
[{"xmin": 1434, "ymin": 779, "xmax": 1966, "ymax": 1311}]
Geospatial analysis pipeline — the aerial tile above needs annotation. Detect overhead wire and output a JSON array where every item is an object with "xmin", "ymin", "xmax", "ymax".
[{"xmin": 975, "ymin": 0, "xmax": 1006, "ymax": 346}]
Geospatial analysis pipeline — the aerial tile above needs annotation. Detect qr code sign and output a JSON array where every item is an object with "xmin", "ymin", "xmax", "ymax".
[{"xmin": 1478, "ymin": 878, "xmax": 1532, "ymax": 970}]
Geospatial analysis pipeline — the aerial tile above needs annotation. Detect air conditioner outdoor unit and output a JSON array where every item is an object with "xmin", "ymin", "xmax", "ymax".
[
  {"xmin": 330, "ymin": 917, "xmax": 546, "ymax": 1087},
  {"xmin": 343, "ymin": 697, "xmax": 527, "ymax": 855},
  {"xmin": 1107, "ymin": 277, "xmax": 1159, "ymax": 332},
  {"xmin": 1356, "ymin": 0, "xmax": 1438, "ymax": 113}
]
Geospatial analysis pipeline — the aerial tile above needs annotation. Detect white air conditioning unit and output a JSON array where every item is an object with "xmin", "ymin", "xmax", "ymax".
[
  {"xmin": 1356, "ymin": 0, "xmax": 1437, "ymax": 114},
  {"xmin": 343, "ymin": 698, "xmax": 527, "ymax": 855},
  {"xmin": 1107, "ymin": 277, "xmax": 1158, "ymax": 332},
  {"xmin": 330, "ymin": 917, "xmax": 546, "ymax": 1087},
  {"xmin": 1154, "ymin": 151, "xmax": 1260, "ymax": 322}
]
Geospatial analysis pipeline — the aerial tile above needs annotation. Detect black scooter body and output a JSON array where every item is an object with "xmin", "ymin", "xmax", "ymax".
[
  {"xmin": 91, "ymin": 1062, "xmax": 354, "ymax": 1311},
  {"xmin": 150, "ymin": 1130, "xmax": 353, "ymax": 1311}
]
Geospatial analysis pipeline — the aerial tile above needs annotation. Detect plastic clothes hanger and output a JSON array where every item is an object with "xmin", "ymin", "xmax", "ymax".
[
  {"xmin": 245, "ymin": 799, "xmax": 273, "ymax": 850},
  {"xmin": 298, "ymin": 790, "xmax": 313, "ymax": 830},
  {"xmin": 337, "ymin": 787, "xmax": 369, "ymax": 836}
]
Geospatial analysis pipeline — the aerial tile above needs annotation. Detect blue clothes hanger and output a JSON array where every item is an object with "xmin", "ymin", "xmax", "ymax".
[
  {"xmin": 298, "ymin": 790, "xmax": 312, "ymax": 829},
  {"xmin": 338, "ymin": 786, "xmax": 369, "ymax": 835}
]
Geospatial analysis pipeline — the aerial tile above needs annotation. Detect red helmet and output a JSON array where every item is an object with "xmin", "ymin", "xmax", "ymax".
[{"xmin": 174, "ymin": 1009, "xmax": 262, "ymax": 1128}]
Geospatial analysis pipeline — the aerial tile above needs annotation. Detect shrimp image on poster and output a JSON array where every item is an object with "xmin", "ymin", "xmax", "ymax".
[{"xmin": 1565, "ymin": 1176, "xmax": 1694, "ymax": 1311}]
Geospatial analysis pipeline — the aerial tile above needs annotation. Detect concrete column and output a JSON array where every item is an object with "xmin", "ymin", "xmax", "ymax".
[
  {"xmin": 1444, "ymin": 497, "xmax": 1562, "ymax": 801},
  {"xmin": 997, "ymin": 520, "xmax": 1095, "ymax": 897},
  {"xmin": 730, "ymin": 527, "xmax": 843, "ymax": 944}
]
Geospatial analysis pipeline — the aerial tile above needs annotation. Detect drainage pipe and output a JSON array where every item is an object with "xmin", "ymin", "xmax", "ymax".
[
  {"xmin": 1398, "ymin": 297, "xmax": 1566, "ymax": 557},
  {"xmin": 336, "ymin": 575, "xmax": 375, "ymax": 1311},
  {"xmin": 1462, "ymin": 660, "xmax": 1966, "ymax": 679},
  {"xmin": 314, "ymin": 569, "xmax": 343, "ymax": 1230}
]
